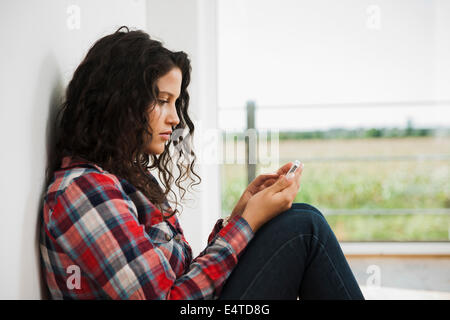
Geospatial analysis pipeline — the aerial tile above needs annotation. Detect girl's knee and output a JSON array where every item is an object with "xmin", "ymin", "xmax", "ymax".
[
  {"xmin": 291, "ymin": 202, "xmax": 325, "ymax": 219},
  {"xmin": 257, "ymin": 204, "xmax": 333, "ymax": 245},
  {"xmin": 274, "ymin": 204, "xmax": 328, "ymax": 232}
]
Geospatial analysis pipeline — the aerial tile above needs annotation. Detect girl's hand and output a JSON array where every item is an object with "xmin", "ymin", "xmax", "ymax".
[
  {"xmin": 230, "ymin": 162, "xmax": 298, "ymax": 218},
  {"xmin": 230, "ymin": 173, "xmax": 279, "ymax": 218},
  {"xmin": 242, "ymin": 162, "xmax": 304, "ymax": 232}
]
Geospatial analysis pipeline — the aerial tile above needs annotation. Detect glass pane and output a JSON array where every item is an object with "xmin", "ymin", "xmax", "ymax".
[
  {"xmin": 221, "ymin": 136, "xmax": 450, "ymax": 241},
  {"xmin": 218, "ymin": 0, "xmax": 450, "ymax": 242}
]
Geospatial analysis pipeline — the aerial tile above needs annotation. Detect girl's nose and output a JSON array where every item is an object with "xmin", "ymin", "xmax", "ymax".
[{"xmin": 168, "ymin": 105, "xmax": 180, "ymax": 127}]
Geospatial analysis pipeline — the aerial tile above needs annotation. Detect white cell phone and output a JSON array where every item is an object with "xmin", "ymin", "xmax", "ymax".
[{"xmin": 287, "ymin": 160, "xmax": 301, "ymax": 176}]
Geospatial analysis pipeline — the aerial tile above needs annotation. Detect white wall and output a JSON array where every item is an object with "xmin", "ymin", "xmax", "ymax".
[
  {"xmin": 0, "ymin": 0, "xmax": 147, "ymax": 300},
  {"xmin": 0, "ymin": 0, "xmax": 218, "ymax": 299}
]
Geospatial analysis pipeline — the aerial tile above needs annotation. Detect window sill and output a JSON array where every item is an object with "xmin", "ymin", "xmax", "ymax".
[{"xmin": 340, "ymin": 242, "xmax": 450, "ymax": 257}]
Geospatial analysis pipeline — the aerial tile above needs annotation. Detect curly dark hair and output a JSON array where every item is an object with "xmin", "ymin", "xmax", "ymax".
[{"xmin": 50, "ymin": 26, "xmax": 201, "ymax": 219}]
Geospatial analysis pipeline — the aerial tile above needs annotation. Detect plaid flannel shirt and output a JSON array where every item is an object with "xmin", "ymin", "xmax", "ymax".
[{"xmin": 39, "ymin": 156, "xmax": 254, "ymax": 299}]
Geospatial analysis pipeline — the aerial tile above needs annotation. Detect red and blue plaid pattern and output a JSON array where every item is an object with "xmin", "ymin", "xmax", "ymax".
[{"xmin": 40, "ymin": 156, "xmax": 254, "ymax": 299}]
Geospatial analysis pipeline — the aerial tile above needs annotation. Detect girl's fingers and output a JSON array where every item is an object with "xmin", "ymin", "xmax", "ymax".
[
  {"xmin": 276, "ymin": 162, "xmax": 293, "ymax": 175},
  {"xmin": 252, "ymin": 173, "xmax": 278, "ymax": 188},
  {"xmin": 286, "ymin": 164, "xmax": 303, "ymax": 190},
  {"xmin": 257, "ymin": 178, "xmax": 277, "ymax": 192},
  {"xmin": 257, "ymin": 173, "xmax": 279, "ymax": 181},
  {"xmin": 263, "ymin": 178, "xmax": 277, "ymax": 188},
  {"xmin": 293, "ymin": 163, "xmax": 304, "ymax": 188}
]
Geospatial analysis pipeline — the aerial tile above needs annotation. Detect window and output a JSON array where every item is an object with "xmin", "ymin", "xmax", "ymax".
[{"xmin": 218, "ymin": 0, "xmax": 450, "ymax": 242}]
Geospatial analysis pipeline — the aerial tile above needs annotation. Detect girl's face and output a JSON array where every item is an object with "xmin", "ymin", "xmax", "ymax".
[{"xmin": 145, "ymin": 67, "xmax": 182, "ymax": 155}]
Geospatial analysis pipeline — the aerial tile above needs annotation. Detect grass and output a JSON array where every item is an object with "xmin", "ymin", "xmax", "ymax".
[
  {"xmin": 221, "ymin": 136, "xmax": 450, "ymax": 241},
  {"xmin": 324, "ymin": 214, "xmax": 448, "ymax": 241}
]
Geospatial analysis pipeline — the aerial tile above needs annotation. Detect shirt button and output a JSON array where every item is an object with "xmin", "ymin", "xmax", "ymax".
[
  {"xmin": 165, "ymin": 234, "xmax": 171, "ymax": 241},
  {"xmin": 174, "ymin": 234, "xmax": 182, "ymax": 241}
]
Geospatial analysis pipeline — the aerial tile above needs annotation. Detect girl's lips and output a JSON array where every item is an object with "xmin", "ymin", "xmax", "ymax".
[{"xmin": 159, "ymin": 133, "xmax": 171, "ymax": 140}]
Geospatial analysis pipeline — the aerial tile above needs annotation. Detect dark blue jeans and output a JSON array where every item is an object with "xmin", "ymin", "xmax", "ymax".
[{"xmin": 218, "ymin": 203, "xmax": 365, "ymax": 300}]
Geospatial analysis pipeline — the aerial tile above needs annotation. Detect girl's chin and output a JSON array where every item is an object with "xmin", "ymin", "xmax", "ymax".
[{"xmin": 145, "ymin": 144, "xmax": 165, "ymax": 155}]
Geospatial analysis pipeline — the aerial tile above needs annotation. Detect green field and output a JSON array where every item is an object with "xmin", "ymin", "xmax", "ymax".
[{"xmin": 221, "ymin": 137, "xmax": 450, "ymax": 241}]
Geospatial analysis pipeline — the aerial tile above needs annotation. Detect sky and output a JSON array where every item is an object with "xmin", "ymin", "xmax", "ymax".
[{"xmin": 217, "ymin": 0, "xmax": 450, "ymax": 131}]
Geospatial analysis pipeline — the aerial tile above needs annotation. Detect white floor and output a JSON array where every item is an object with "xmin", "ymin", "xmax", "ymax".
[
  {"xmin": 361, "ymin": 285, "xmax": 450, "ymax": 300},
  {"xmin": 346, "ymin": 256, "xmax": 450, "ymax": 300}
]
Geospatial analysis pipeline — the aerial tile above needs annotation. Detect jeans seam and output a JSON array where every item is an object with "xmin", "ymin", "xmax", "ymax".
[
  {"xmin": 292, "ymin": 208, "xmax": 333, "ymax": 248},
  {"xmin": 240, "ymin": 233, "xmax": 352, "ymax": 300},
  {"xmin": 309, "ymin": 234, "xmax": 352, "ymax": 299},
  {"xmin": 293, "ymin": 209, "xmax": 352, "ymax": 297}
]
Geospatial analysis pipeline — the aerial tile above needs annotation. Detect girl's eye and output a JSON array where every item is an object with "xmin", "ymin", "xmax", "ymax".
[{"xmin": 158, "ymin": 100, "xmax": 169, "ymax": 105}]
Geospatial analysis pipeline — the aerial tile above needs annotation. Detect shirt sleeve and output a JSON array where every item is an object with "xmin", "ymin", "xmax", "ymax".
[
  {"xmin": 207, "ymin": 219, "xmax": 225, "ymax": 244},
  {"xmin": 46, "ymin": 172, "xmax": 254, "ymax": 300}
]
